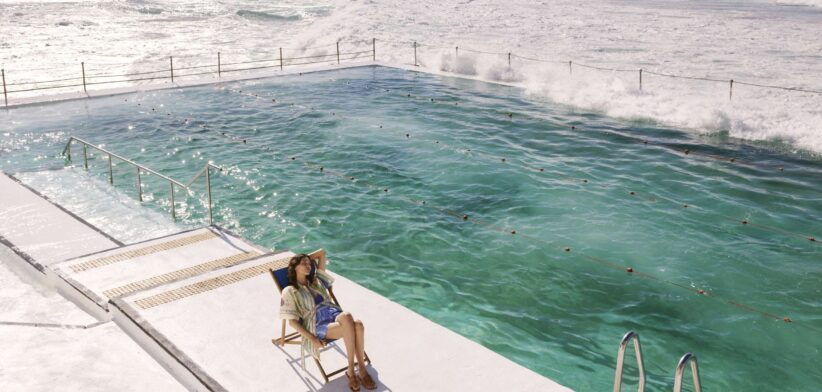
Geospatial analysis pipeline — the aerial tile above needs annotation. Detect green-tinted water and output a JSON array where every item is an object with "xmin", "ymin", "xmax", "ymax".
[{"xmin": 2, "ymin": 66, "xmax": 820, "ymax": 390}]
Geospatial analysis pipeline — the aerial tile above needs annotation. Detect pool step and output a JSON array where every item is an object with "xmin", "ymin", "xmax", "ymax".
[{"xmin": 53, "ymin": 226, "xmax": 269, "ymax": 309}]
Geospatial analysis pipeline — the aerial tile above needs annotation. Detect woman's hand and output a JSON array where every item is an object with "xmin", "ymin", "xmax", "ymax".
[{"xmin": 311, "ymin": 335, "xmax": 326, "ymax": 348}]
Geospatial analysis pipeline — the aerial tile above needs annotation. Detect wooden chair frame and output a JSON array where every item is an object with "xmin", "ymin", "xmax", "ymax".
[{"xmin": 269, "ymin": 256, "xmax": 370, "ymax": 382}]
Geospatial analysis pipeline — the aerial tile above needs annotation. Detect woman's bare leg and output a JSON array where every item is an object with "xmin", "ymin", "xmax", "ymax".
[
  {"xmin": 354, "ymin": 320, "xmax": 367, "ymax": 372},
  {"xmin": 324, "ymin": 312, "xmax": 357, "ymax": 374}
]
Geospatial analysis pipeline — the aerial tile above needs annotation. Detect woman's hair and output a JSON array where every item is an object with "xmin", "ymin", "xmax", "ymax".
[{"xmin": 287, "ymin": 253, "xmax": 315, "ymax": 287}]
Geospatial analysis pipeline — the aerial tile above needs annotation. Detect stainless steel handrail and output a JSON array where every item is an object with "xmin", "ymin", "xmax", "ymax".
[
  {"xmin": 185, "ymin": 163, "xmax": 223, "ymax": 226},
  {"xmin": 62, "ymin": 136, "xmax": 218, "ymax": 224},
  {"xmin": 673, "ymin": 353, "xmax": 702, "ymax": 392},
  {"xmin": 613, "ymin": 331, "xmax": 646, "ymax": 392}
]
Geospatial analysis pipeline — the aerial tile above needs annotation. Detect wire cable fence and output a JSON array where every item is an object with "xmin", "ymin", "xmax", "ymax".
[
  {"xmin": 1, "ymin": 40, "xmax": 377, "ymax": 106},
  {"xmin": 416, "ymin": 42, "xmax": 822, "ymax": 96},
  {"xmin": 4, "ymin": 38, "xmax": 821, "ymax": 108}
]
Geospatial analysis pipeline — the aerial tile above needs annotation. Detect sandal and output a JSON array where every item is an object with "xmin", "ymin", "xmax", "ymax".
[
  {"xmin": 346, "ymin": 371, "xmax": 361, "ymax": 391},
  {"xmin": 359, "ymin": 371, "xmax": 377, "ymax": 390}
]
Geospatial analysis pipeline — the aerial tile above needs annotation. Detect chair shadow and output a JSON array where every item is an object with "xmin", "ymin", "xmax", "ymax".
[{"xmin": 273, "ymin": 342, "xmax": 392, "ymax": 391}]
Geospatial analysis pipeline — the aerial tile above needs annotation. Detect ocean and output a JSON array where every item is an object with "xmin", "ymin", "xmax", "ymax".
[{"xmin": 1, "ymin": 0, "xmax": 821, "ymax": 154}]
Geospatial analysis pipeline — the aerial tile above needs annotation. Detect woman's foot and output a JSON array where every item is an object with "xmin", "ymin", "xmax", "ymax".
[
  {"xmin": 346, "ymin": 371, "xmax": 361, "ymax": 391},
  {"xmin": 358, "ymin": 369, "xmax": 377, "ymax": 390}
]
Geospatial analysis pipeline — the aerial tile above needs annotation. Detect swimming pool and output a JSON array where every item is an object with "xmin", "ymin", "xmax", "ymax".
[{"xmin": 2, "ymin": 66, "xmax": 820, "ymax": 390}]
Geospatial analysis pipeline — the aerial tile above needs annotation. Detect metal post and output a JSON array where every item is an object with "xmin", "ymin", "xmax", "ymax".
[
  {"xmin": 136, "ymin": 166, "xmax": 143, "ymax": 202},
  {"xmin": 372, "ymin": 38, "xmax": 376, "ymax": 61},
  {"xmin": 2, "ymin": 69, "xmax": 7, "ymax": 108},
  {"xmin": 336, "ymin": 42, "xmax": 340, "ymax": 65},
  {"xmin": 170, "ymin": 182, "xmax": 176, "ymax": 220},
  {"xmin": 279, "ymin": 48, "xmax": 283, "ymax": 71},
  {"xmin": 729, "ymin": 79, "xmax": 733, "ymax": 100},
  {"xmin": 108, "ymin": 153, "xmax": 113, "ymax": 184},
  {"xmin": 456, "ymin": 46, "xmax": 459, "ymax": 58},
  {"xmin": 81, "ymin": 62, "xmax": 87, "ymax": 93},
  {"xmin": 170, "ymin": 56, "xmax": 174, "ymax": 83},
  {"xmin": 82, "ymin": 144, "xmax": 89, "ymax": 171},
  {"xmin": 206, "ymin": 166, "xmax": 213, "ymax": 225},
  {"xmin": 414, "ymin": 41, "xmax": 418, "ymax": 66},
  {"xmin": 508, "ymin": 52, "xmax": 511, "ymax": 67},
  {"xmin": 66, "ymin": 141, "xmax": 72, "ymax": 162},
  {"xmin": 639, "ymin": 69, "xmax": 643, "ymax": 91},
  {"xmin": 569, "ymin": 60, "xmax": 572, "ymax": 75},
  {"xmin": 217, "ymin": 52, "xmax": 221, "ymax": 77}
]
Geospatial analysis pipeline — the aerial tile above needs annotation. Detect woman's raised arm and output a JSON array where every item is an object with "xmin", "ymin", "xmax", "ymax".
[{"xmin": 309, "ymin": 248, "xmax": 328, "ymax": 270}]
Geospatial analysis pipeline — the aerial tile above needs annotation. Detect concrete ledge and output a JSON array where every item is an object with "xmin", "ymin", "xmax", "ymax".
[
  {"xmin": 110, "ymin": 299, "xmax": 226, "ymax": 392},
  {"xmin": 4, "ymin": 61, "xmax": 378, "ymax": 109}
]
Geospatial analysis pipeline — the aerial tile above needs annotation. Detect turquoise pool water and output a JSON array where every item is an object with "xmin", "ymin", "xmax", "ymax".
[{"xmin": 2, "ymin": 66, "xmax": 820, "ymax": 390}]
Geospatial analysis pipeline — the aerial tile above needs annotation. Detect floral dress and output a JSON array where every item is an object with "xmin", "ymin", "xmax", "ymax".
[{"xmin": 279, "ymin": 269, "xmax": 339, "ymax": 359}]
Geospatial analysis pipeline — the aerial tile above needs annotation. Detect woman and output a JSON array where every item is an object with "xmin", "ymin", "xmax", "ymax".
[{"xmin": 279, "ymin": 250, "xmax": 376, "ymax": 391}]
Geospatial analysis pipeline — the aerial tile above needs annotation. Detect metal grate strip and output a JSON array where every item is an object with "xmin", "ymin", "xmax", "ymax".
[
  {"xmin": 134, "ymin": 256, "xmax": 291, "ymax": 309},
  {"xmin": 102, "ymin": 251, "xmax": 261, "ymax": 299},
  {"xmin": 70, "ymin": 230, "xmax": 217, "ymax": 273}
]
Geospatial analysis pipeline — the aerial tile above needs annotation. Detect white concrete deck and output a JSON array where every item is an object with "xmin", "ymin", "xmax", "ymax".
[
  {"xmin": 0, "ymin": 172, "xmax": 121, "ymax": 270},
  {"xmin": 0, "ymin": 172, "xmax": 572, "ymax": 391},
  {"xmin": 0, "ymin": 173, "xmax": 185, "ymax": 392},
  {"xmin": 115, "ymin": 253, "xmax": 571, "ymax": 391}
]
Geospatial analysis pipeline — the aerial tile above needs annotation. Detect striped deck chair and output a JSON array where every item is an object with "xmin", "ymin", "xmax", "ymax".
[{"xmin": 270, "ymin": 252, "xmax": 370, "ymax": 382}]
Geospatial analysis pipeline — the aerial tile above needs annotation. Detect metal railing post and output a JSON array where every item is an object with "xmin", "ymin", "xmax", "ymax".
[
  {"xmin": 82, "ymin": 144, "xmax": 89, "ymax": 170},
  {"xmin": 569, "ymin": 60, "xmax": 573, "ymax": 75},
  {"xmin": 81, "ymin": 62, "xmax": 87, "ymax": 93},
  {"xmin": 170, "ymin": 182, "xmax": 176, "ymax": 220},
  {"xmin": 508, "ymin": 52, "xmax": 511, "ymax": 67},
  {"xmin": 65, "ymin": 140, "xmax": 72, "ymax": 162},
  {"xmin": 372, "ymin": 38, "xmax": 376, "ymax": 61},
  {"xmin": 279, "ymin": 48, "xmax": 283, "ymax": 71},
  {"xmin": 136, "ymin": 166, "xmax": 143, "ymax": 202},
  {"xmin": 639, "ymin": 69, "xmax": 643, "ymax": 91},
  {"xmin": 455, "ymin": 46, "xmax": 459, "ymax": 58},
  {"xmin": 673, "ymin": 353, "xmax": 702, "ymax": 392},
  {"xmin": 613, "ymin": 331, "xmax": 646, "ymax": 392},
  {"xmin": 414, "ymin": 41, "xmax": 418, "ymax": 66},
  {"xmin": 170, "ymin": 56, "xmax": 174, "ymax": 83},
  {"xmin": 729, "ymin": 79, "xmax": 733, "ymax": 100},
  {"xmin": 108, "ymin": 153, "xmax": 113, "ymax": 184},
  {"xmin": 2, "ymin": 69, "xmax": 7, "ymax": 107},
  {"xmin": 336, "ymin": 42, "xmax": 340, "ymax": 65},
  {"xmin": 206, "ymin": 165, "xmax": 213, "ymax": 225},
  {"xmin": 217, "ymin": 52, "xmax": 221, "ymax": 77}
]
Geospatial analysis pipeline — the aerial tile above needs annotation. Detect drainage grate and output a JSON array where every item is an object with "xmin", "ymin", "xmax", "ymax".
[
  {"xmin": 102, "ymin": 251, "xmax": 261, "ymax": 299},
  {"xmin": 134, "ymin": 256, "xmax": 291, "ymax": 309},
  {"xmin": 70, "ymin": 230, "xmax": 218, "ymax": 273}
]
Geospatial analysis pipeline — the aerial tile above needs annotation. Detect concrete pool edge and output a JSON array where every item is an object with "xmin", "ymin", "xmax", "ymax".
[{"xmin": 1, "ymin": 60, "xmax": 524, "ymax": 110}]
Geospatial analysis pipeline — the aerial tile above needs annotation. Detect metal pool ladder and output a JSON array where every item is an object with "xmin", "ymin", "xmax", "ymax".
[
  {"xmin": 673, "ymin": 352, "xmax": 702, "ymax": 392},
  {"xmin": 613, "ymin": 330, "xmax": 645, "ymax": 392},
  {"xmin": 62, "ymin": 136, "xmax": 222, "ymax": 224},
  {"xmin": 612, "ymin": 331, "xmax": 703, "ymax": 392}
]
